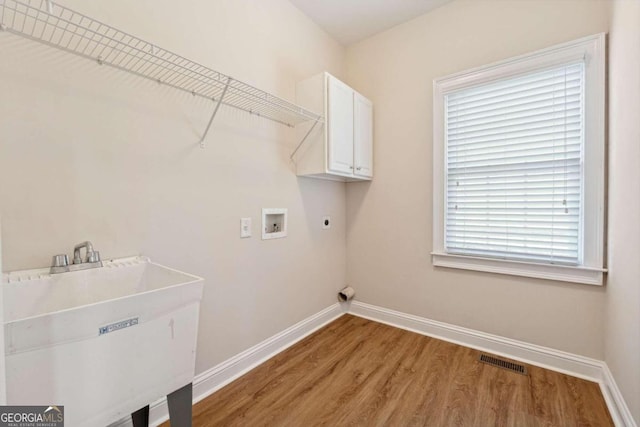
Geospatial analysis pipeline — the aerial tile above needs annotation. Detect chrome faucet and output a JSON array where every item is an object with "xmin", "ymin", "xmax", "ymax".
[
  {"xmin": 50, "ymin": 241, "xmax": 103, "ymax": 274},
  {"xmin": 73, "ymin": 241, "xmax": 100, "ymax": 264}
]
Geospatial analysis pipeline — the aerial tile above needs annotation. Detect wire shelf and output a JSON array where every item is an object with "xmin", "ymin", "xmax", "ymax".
[{"xmin": 0, "ymin": 0, "xmax": 323, "ymax": 144}]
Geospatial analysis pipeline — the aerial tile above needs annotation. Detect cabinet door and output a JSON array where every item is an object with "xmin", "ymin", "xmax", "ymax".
[
  {"xmin": 327, "ymin": 75, "xmax": 354, "ymax": 175},
  {"xmin": 354, "ymin": 93, "xmax": 373, "ymax": 178}
]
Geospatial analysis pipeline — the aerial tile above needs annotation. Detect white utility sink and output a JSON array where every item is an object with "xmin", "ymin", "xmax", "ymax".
[{"xmin": 3, "ymin": 256, "xmax": 204, "ymax": 427}]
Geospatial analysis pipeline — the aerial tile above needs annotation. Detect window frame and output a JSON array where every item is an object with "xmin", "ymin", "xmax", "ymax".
[{"xmin": 432, "ymin": 33, "xmax": 606, "ymax": 285}]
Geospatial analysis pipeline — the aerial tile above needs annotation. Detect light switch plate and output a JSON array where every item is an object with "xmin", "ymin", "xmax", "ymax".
[{"xmin": 240, "ymin": 217, "xmax": 252, "ymax": 238}]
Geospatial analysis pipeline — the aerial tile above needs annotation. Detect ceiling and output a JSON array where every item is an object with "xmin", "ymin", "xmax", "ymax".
[{"xmin": 289, "ymin": 0, "xmax": 451, "ymax": 45}]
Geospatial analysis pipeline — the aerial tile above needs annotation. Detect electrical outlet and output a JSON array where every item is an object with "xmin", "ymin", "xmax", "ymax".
[
  {"xmin": 240, "ymin": 217, "xmax": 252, "ymax": 238},
  {"xmin": 322, "ymin": 216, "xmax": 331, "ymax": 229}
]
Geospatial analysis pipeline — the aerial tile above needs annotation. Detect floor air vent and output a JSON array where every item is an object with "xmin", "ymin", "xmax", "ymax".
[{"xmin": 478, "ymin": 354, "xmax": 527, "ymax": 375}]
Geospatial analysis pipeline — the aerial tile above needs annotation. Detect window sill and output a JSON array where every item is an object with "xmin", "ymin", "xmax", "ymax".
[{"xmin": 431, "ymin": 252, "xmax": 606, "ymax": 286}]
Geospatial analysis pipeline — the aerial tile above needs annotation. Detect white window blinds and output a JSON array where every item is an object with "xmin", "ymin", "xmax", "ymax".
[{"xmin": 444, "ymin": 62, "xmax": 584, "ymax": 265}]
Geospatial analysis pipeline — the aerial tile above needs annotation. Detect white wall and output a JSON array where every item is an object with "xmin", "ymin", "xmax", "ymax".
[
  {"xmin": 345, "ymin": 0, "xmax": 610, "ymax": 359},
  {"xmin": 606, "ymin": 0, "xmax": 640, "ymax": 423},
  {"xmin": 0, "ymin": 0, "xmax": 346, "ymax": 374},
  {"xmin": 0, "ymin": 221, "xmax": 5, "ymax": 404}
]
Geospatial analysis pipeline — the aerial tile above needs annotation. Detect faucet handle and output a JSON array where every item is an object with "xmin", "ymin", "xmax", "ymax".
[
  {"xmin": 51, "ymin": 254, "xmax": 69, "ymax": 268},
  {"xmin": 86, "ymin": 251, "xmax": 101, "ymax": 263}
]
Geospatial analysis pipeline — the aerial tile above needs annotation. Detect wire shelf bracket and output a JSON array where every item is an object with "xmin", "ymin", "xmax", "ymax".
[
  {"xmin": 0, "ymin": 0, "xmax": 324, "ymax": 148},
  {"xmin": 200, "ymin": 77, "xmax": 231, "ymax": 148},
  {"xmin": 290, "ymin": 119, "xmax": 321, "ymax": 160}
]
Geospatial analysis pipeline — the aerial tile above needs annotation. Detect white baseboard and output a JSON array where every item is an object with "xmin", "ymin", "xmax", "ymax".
[
  {"xmin": 600, "ymin": 363, "xmax": 638, "ymax": 427},
  {"xmin": 348, "ymin": 301, "xmax": 636, "ymax": 427},
  {"xmin": 110, "ymin": 299, "xmax": 636, "ymax": 427},
  {"xmin": 189, "ymin": 302, "xmax": 346, "ymax": 408},
  {"xmin": 109, "ymin": 302, "xmax": 345, "ymax": 427},
  {"xmin": 348, "ymin": 301, "xmax": 603, "ymax": 382}
]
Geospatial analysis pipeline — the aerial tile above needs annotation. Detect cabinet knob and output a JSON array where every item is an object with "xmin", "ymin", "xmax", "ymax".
[
  {"xmin": 356, "ymin": 167, "xmax": 362, "ymax": 171},
  {"xmin": 349, "ymin": 166, "xmax": 354, "ymax": 169}
]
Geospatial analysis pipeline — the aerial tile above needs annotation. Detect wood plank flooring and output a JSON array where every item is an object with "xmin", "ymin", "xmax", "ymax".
[{"xmin": 162, "ymin": 315, "xmax": 613, "ymax": 427}]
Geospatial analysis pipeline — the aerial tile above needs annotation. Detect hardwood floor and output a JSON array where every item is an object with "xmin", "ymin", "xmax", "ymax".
[{"xmin": 162, "ymin": 315, "xmax": 613, "ymax": 427}]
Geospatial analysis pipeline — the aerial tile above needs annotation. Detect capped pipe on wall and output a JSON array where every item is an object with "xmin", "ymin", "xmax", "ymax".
[{"xmin": 338, "ymin": 286, "xmax": 355, "ymax": 302}]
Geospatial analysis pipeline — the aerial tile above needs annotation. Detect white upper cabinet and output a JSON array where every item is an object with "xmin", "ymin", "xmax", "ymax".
[
  {"xmin": 354, "ymin": 93, "xmax": 373, "ymax": 178},
  {"xmin": 327, "ymin": 76, "xmax": 355, "ymax": 175},
  {"xmin": 294, "ymin": 73, "xmax": 373, "ymax": 182}
]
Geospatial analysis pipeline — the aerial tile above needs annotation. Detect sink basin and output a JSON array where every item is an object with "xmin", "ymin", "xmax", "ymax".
[{"xmin": 3, "ymin": 256, "xmax": 204, "ymax": 427}]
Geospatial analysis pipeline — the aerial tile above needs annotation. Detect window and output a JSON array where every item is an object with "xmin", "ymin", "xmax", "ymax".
[{"xmin": 432, "ymin": 34, "xmax": 606, "ymax": 285}]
